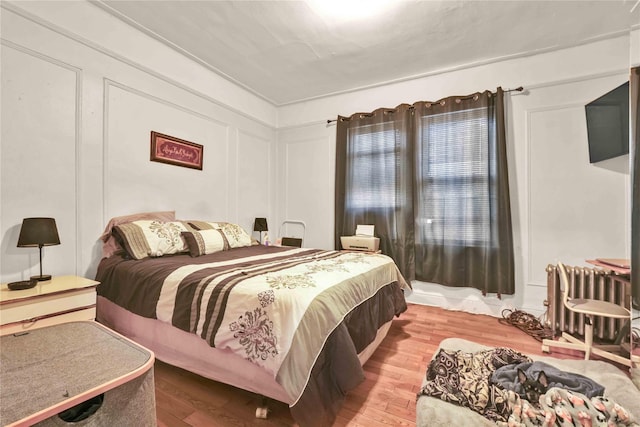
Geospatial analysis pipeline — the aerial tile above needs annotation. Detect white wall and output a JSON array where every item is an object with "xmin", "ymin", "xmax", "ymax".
[
  {"xmin": 0, "ymin": 1, "xmax": 278, "ymax": 282},
  {"xmin": 277, "ymin": 35, "xmax": 632, "ymax": 317},
  {"xmin": 631, "ymin": 28, "xmax": 639, "ymax": 67},
  {"xmin": 0, "ymin": 1, "xmax": 633, "ymax": 321}
]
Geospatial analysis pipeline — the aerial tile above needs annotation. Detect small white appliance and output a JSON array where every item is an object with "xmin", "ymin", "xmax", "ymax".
[{"xmin": 340, "ymin": 224, "xmax": 380, "ymax": 252}]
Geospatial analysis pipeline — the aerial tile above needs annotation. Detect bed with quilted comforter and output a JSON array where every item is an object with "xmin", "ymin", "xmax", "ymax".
[{"xmin": 96, "ymin": 217, "xmax": 408, "ymax": 426}]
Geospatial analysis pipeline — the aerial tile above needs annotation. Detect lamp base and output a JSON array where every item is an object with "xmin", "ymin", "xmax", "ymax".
[{"xmin": 31, "ymin": 274, "xmax": 52, "ymax": 282}]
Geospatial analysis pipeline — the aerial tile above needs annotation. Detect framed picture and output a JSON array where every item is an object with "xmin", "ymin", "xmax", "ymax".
[{"xmin": 150, "ymin": 131, "xmax": 203, "ymax": 170}]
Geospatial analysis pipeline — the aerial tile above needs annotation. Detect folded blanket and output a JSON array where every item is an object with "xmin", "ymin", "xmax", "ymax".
[
  {"xmin": 417, "ymin": 347, "xmax": 531, "ymax": 422},
  {"xmin": 496, "ymin": 387, "xmax": 636, "ymax": 427},
  {"xmin": 492, "ymin": 361, "xmax": 606, "ymax": 399}
]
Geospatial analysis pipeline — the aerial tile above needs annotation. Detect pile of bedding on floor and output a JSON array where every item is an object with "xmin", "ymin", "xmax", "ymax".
[
  {"xmin": 416, "ymin": 338, "xmax": 640, "ymax": 427},
  {"xmin": 496, "ymin": 387, "xmax": 634, "ymax": 426}
]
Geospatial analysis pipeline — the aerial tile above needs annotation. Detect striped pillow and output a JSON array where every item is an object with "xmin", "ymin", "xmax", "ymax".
[
  {"xmin": 188, "ymin": 221, "xmax": 253, "ymax": 248},
  {"xmin": 182, "ymin": 229, "xmax": 228, "ymax": 257}
]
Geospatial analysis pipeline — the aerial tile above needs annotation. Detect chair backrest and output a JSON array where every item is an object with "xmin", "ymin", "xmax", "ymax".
[
  {"xmin": 278, "ymin": 220, "xmax": 305, "ymax": 248},
  {"xmin": 557, "ymin": 262, "xmax": 572, "ymax": 307},
  {"xmin": 280, "ymin": 237, "xmax": 303, "ymax": 248}
]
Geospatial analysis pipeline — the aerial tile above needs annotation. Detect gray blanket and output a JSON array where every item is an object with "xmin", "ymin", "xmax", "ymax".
[{"xmin": 491, "ymin": 360, "xmax": 605, "ymax": 399}]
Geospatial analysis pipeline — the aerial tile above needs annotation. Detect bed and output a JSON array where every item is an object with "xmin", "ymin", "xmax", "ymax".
[
  {"xmin": 416, "ymin": 338, "xmax": 640, "ymax": 426},
  {"xmin": 94, "ymin": 213, "xmax": 408, "ymax": 426}
]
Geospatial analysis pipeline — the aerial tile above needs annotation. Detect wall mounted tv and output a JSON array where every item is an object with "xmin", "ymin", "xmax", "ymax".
[{"xmin": 585, "ymin": 81, "xmax": 629, "ymax": 163}]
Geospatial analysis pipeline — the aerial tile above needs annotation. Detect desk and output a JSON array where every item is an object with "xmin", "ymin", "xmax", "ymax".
[
  {"xmin": 585, "ymin": 258, "xmax": 631, "ymax": 312},
  {"xmin": 586, "ymin": 258, "xmax": 631, "ymax": 277}
]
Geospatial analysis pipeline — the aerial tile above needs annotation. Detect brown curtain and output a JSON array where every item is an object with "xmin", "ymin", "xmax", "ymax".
[
  {"xmin": 631, "ymin": 66, "xmax": 639, "ymax": 305},
  {"xmin": 335, "ymin": 89, "xmax": 515, "ymax": 296},
  {"xmin": 335, "ymin": 104, "xmax": 415, "ymax": 280}
]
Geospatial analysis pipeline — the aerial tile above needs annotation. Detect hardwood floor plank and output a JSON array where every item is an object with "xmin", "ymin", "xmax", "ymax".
[
  {"xmin": 156, "ymin": 407, "xmax": 192, "ymax": 427},
  {"xmin": 153, "ymin": 303, "xmax": 619, "ymax": 426},
  {"xmin": 155, "ymin": 386, "xmax": 196, "ymax": 421}
]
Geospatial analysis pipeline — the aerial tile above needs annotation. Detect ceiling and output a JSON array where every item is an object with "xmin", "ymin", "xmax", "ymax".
[{"xmin": 97, "ymin": 0, "xmax": 639, "ymax": 106}]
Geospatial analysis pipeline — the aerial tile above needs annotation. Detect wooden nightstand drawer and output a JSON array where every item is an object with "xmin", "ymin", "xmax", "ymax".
[
  {"xmin": 0, "ymin": 306, "xmax": 96, "ymax": 335},
  {"xmin": 0, "ymin": 287, "xmax": 96, "ymax": 325},
  {"xmin": 0, "ymin": 275, "xmax": 98, "ymax": 336}
]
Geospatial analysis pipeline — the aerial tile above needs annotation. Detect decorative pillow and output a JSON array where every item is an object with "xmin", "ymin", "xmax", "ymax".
[
  {"xmin": 187, "ymin": 220, "xmax": 224, "ymax": 230},
  {"xmin": 188, "ymin": 221, "xmax": 253, "ymax": 248},
  {"xmin": 100, "ymin": 211, "xmax": 176, "ymax": 258},
  {"xmin": 114, "ymin": 220, "xmax": 190, "ymax": 260},
  {"xmin": 181, "ymin": 229, "xmax": 228, "ymax": 257}
]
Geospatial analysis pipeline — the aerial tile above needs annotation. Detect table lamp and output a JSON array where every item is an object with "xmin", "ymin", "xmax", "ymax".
[
  {"xmin": 17, "ymin": 217, "xmax": 60, "ymax": 281},
  {"xmin": 253, "ymin": 217, "xmax": 268, "ymax": 244}
]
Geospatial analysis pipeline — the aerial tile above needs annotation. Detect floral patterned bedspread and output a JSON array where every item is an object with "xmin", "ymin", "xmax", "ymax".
[{"xmin": 97, "ymin": 245, "xmax": 408, "ymax": 407}]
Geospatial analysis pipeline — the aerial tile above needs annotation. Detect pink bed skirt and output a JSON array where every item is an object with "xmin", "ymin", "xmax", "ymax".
[{"xmin": 96, "ymin": 296, "xmax": 391, "ymax": 405}]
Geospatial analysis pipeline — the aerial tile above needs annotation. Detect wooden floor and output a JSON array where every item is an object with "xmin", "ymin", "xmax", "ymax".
[{"xmin": 154, "ymin": 303, "xmax": 617, "ymax": 427}]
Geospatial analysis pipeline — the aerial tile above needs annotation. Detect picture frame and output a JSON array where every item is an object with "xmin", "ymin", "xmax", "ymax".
[{"xmin": 150, "ymin": 131, "xmax": 203, "ymax": 170}]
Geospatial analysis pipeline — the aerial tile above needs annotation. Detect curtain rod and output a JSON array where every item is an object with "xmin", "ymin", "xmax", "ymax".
[{"xmin": 326, "ymin": 86, "xmax": 524, "ymax": 124}]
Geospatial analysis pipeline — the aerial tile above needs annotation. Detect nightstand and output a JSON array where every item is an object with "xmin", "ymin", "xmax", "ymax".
[{"xmin": 0, "ymin": 275, "xmax": 99, "ymax": 336}]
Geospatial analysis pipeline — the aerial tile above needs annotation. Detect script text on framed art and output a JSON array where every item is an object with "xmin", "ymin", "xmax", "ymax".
[{"xmin": 150, "ymin": 131, "xmax": 203, "ymax": 170}]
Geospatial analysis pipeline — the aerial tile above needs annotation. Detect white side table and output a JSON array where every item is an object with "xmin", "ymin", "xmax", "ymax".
[{"xmin": 0, "ymin": 275, "xmax": 98, "ymax": 336}]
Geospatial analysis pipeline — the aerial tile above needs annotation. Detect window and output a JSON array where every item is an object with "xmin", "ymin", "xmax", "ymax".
[
  {"xmin": 416, "ymin": 107, "xmax": 493, "ymax": 246},
  {"xmin": 346, "ymin": 123, "xmax": 401, "ymax": 210},
  {"xmin": 335, "ymin": 90, "xmax": 514, "ymax": 295}
]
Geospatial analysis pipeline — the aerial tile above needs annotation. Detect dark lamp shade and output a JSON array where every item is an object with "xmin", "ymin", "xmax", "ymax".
[
  {"xmin": 17, "ymin": 218, "xmax": 61, "ymax": 247},
  {"xmin": 253, "ymin": 218, "xmax": 268, "ymax": 232}
]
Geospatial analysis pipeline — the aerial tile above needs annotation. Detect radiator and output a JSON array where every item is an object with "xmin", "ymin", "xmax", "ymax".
[{"xmin": 544, "ymin": 264, "xmax": 631, "ymax": 341}]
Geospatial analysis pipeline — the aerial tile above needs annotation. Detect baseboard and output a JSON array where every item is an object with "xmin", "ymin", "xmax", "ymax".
[{"xmin": 406, "ymin": 283, "xmax": 546, "ymax": 319}]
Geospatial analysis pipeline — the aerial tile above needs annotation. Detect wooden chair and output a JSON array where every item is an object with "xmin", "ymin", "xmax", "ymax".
[{"xmin": 541, "ymin": 262, "xmax": 632, "ymax": 367}]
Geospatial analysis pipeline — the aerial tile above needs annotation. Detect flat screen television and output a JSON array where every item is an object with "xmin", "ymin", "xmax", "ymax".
[{"xmin": 585, "ymin": 81, "xmax": 629, "ymax": 163}]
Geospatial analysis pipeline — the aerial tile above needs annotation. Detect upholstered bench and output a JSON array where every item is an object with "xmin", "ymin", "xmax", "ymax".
[{"xmin": 1, "ymin": 321, "xmax": 156, "ymax": 426}]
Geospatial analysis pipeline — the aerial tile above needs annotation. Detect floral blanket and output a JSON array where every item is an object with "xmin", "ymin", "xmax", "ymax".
[
  {"xmin": 418, "ymin": 347, "xmax": 532, "ymax": 422},
  {"xmin": 496, "ymin": 387, "xmax": 636, "ymax": 427}
]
